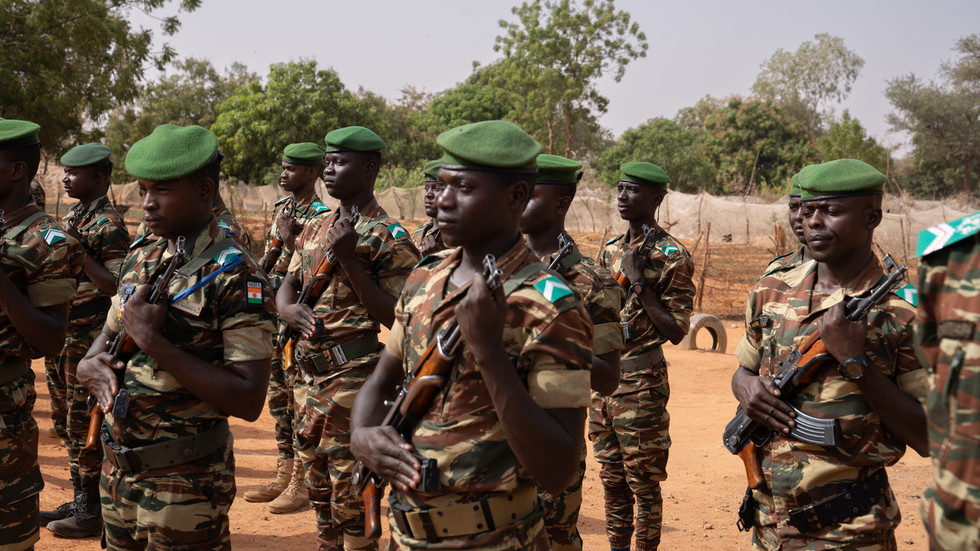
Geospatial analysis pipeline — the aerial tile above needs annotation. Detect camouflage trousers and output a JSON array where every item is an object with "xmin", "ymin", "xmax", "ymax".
[
  {"xmin": 44, "ymin": 323, "xmax": 104, "ymax": 479},
  {"xmin": 388, "ymin": 506, "xmax": 550, "ymax": 550},
  {"xmin": 295, "ymin": 354, "xmax": 379, "ymax": 551},
  {"xmin": 751, "ymin": 523, "xmax": 897, "ymax": 551},
  {"xmin": 538, "ymin": 446, "xmax": 586, "ymax": 551},
  {"xmin": 268, "ymin": 352, "xmax": 299, "ymax": 460},
  {"xmin": 100, "ymin": 446, "xmax": 236, "ymax": 550},
  {"xmin": 0, "ymin": 369, "xmax": 42, "ymax": 551},
  {"xmin": 589, "ymin": 384, "xmax": 671, "ymax": 551}
]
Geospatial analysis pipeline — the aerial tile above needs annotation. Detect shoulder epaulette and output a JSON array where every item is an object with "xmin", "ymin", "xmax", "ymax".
[
  {"xmin": 96, "ymin": 216, "xmax": 109, "ymax": 226},
  {"xmin": 413, "ymin": 251, "xmax": 448, "ymax": 269},
  {"xmin": 130, "ymin": 232, "xmax": 151, "ymax": 249},
  {"xmin": 274, "ymin": 196, "xmax": 290, "ymax": 206},
  {"xmin": 893, "ymin": 284, "xmax": 918, "ymax": 307},
  {"xmin": 917, "ymin": 211, "xmax": 980, "ymax": 257},
  {"xmin": 311, "ymin": 200, "xmax": 330, "ymax": 215},
  {"xmin": 387, "ymin": 221, "xmax": 408, "ymax": 240},
  {"xmin": 660, "ymin": 241, "xmax": 679, "ymax": 256},
  {"xmin": 606, "ymin": 234, "xmax": 624, "ymax": 245}
]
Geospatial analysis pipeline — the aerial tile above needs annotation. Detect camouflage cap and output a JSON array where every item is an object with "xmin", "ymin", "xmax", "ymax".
[
  {"xmin": 324, "ymin": 126, "xmax": 386, "ymax": 152},
  {"xmin": 437, "ymin": 120, "xmax": 541, "ymax": 174},
  {"xmin": 423, "ymin": 160, "xmax": 441, "ymax": 182},
  {"xmin": 61, "ymin": 143, "xmax": 112, "ymax": 168},
  {"xmin": 0, "ymin": 119, "xmax": 41, "ymax": 151},
  {"xmin": 125, "ymin": 124, "xmax": 219, "ymax": 181},
  {"xmin": 619, "ymin": 161, "xmax": 670, "ymax": 187},
  {"xmin": 536, "ymin": 153, "xmax": 583, "ymax": 185},
  {"xmin": 796, "ymin": 159, "xmax": 885, "ymax": 201},
  {"xmin": 283, "ymin": 142, "xmax": 325, "ymax": 165}
]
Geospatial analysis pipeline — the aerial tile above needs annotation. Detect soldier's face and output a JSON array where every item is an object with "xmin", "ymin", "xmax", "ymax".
[
  {"xmin": 436, "ymin": 168, "xmax": 525, "ymax": 248},
  {"xmin": 322, "ymin": 151, "xmax": 371, "ymax": 200},
  {"xmin": 280, "ymin": 162, "xmax": 318, "ymax": 193},
  {"xmin": 62, "ymin": 166, "xmax": 101, "ymax": 201},
  {"xmin": 520, "ymin": 184, "xmax": 560, "ymax": 235},
  {"xmin": 423, "ymin": 181, "xmax": 438, "ymax": 218},
  {"xmin": 617, "ymin": 181, "xmax": 662, "ymax": 221},
  {"xmin": 788, "ymin": 196, "xmax": 805, "ymax": 243},
  {"xmin": 801, "ymin": 197, "xmax": 875, "ymax": 262},
  {"xmin": 138, "ymin": 176, "xmax": 212, "ymax": 239}
]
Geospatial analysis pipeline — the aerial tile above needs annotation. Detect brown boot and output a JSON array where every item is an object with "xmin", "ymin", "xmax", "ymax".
[
  {"xmin": 243, "ymin": 458, "xmax": 293, "ymax": 503},
  {"xmin": 268, "ymin": 460, "xmax": 309, "ymax": 514}
]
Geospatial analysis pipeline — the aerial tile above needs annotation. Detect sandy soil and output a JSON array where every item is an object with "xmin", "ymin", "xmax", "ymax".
[{"xmin": 33, "ymin": 324, "xmax": 932, "ymax": 550}]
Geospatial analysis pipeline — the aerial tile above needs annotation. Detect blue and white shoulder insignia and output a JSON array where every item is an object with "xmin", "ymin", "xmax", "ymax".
[{"xmin": 917, "ymin": 211, "xmax": 980, "ymax": 257}]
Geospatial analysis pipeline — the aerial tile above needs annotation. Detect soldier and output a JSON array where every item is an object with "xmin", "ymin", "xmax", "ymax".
[
  {"xmin": 76, "ymin": 123, "xmax": 276, "ymax": 549},
  {"xmin": 350, "ymin": 120, "xmax": 594, "ymax": 550},
  {"xmin": 730, "ymin": 159, "xmax": 928, "ymax": 549},
  {"xmin": 41, "ymin": 143, "xmax": 131, "ymax": 538},
  {"xmin": 593, "ymin": 162, "xmax": 695, "ymax": 551},
  {"xmin": 244, "ymin": 142, "xmax": 329, "ymax": 514},
  {"xmin": 277, "ymin": 126, "xmax": 419, "ymax": 550},
  {"xmin": 0, "ymin": 119, "xmax": 82, "ymax": 551},
  {"xmin": 915, "ymin": 210, "xmax": 980, "ymax": 550},
  {"xmin": 520, "ymin": 153, "xmax": 624, "ymax": 549},
  {"xmin": 412, "ymin": 160, "xmax": 446, "ymax": 257},
  {"xmin": 762, "ymin": 175, "xmax": 812, "ymax": 277}
]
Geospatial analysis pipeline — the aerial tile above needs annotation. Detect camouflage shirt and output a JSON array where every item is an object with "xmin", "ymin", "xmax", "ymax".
[
  {"xmin": 412, "ymin": 218, "xmax": 446, "ymax": 254},
  {"xmin": 263, "ymin": 194, "xmax": 330, "ymax": 281},
  {"xmin": 105, "ymin": 218, "xmax": 275, "ymax": 450},
  {"xmin": 386, "ymin": 237, "xmax": 592, "ymax": 510},
  {"xmin": 213, "ymin": 199, "xmax": 252, "ymax": 253},
  {"xmin": 62, "ymin": 195, "xmax": 131, "ymax": 328},
  {"xmin": 734, "ymin": 256, "xmax": 926, "ymax": 543},
  {"xmin": 915, "ymin": 211, "xmax": 980, "ymax": 551},
  {"xmin": 760, "ymin": 246, "xmax": 809, "ymax": 279},
  {"xmin": 287, "ymin": 197, "xmax": 419, "ymax": 359}
]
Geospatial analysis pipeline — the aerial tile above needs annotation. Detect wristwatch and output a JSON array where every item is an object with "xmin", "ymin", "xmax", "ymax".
[
  {"xmin": 838, "ymin": 354, "xmax": 871, "ymax": 382},
  {"xmin": 629, "ymin": 281, "xmax": 646, "ymax": 295}
]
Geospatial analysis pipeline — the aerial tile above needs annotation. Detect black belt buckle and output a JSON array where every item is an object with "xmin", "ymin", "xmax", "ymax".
[
  {"xmin": 787, "ymin": 503, "xmax": 817, "ymax": 533},
  {"xmin": 102, "ymin": 431, "xmax": 142, "ymax": 472}
]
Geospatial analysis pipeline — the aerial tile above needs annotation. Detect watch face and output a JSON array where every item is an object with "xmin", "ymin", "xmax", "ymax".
[{"xmin": 842, "ymin": 361, "xmax": 864, "ymax": 379}]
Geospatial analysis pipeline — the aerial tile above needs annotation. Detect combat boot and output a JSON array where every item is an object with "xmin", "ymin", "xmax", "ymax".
[
  {"xmin": 268, "ymin": 459, "xmax": 309, "ymax": 513},
  {"xmin": 40, "ymin": 471, "xmax": 80, "ymax": 523},
  {"xmin": 244, "ymin": 458, "xmax": 293, "ymax": 502},
  {"xmin": 47, "ymin": 476, "xmax": 102, "ymax": 538}
]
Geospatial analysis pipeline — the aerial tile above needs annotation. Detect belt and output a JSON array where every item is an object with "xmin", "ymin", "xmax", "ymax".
[
  {"xmin": 389, "ymin": 486, "xmax": 538, "ymax": 541},
  {"xmin": 297, "ymin": 333, "xmax": 380, "ymax": 375},
  {"xmin": 102, "ymin": 420, "xmax": 230, "ymax": 473},
  {"xmin": 69, "ymin": 296, "xmax": 112, "ymax": 321},
  {"xmin": 620, "ymin": 347, "xmax": 665, "ymax": 373},
  {"xmin": 787, "ymin": 469, "xmax": 888, "ymax": 533},
  {"xmin": 0, "ymin": 359, "xmax": 31, "ymax": 386}
]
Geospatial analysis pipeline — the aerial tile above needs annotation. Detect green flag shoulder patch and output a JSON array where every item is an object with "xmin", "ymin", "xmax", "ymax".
[
  {"xmin": 312, "ymin": 201, "xmax": 330, "ymax": 214},
  {"xmin": 44, "ymin": 227, "xmax": 66, "ymax": 245},
  {"xmin": 388, "ymin": 222, "xmax": 407, "ymax": 239},
  {"xmin": 893, "ymin": 284, "xmax": 918, "ymax": 307},
  {"xmin": 214, "ymin": 247, "xmax": 242, "ymax": 265},
  {"xmin": 532, "ymin": 276, "xmax": 574, "ymax": 303},
  {"xmin": 917, "ymin": 211, "xmax": 980, "ymax": 257},
  {"xmin": 661, "ymin": 243, "xmax": 679, "ymax": 255}
]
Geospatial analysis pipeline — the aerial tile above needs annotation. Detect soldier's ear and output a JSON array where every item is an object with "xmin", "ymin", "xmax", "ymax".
[
  {"xmin": 509, "ymin": 179, "xmax": 530, "ymax": 211},
  {"xmin": 556, "ymin": 195, "xmax": 572, "ymax": 217},
  {"xmin": 199, "ymin": 175, "xmax": 215, "ymax": 202}
]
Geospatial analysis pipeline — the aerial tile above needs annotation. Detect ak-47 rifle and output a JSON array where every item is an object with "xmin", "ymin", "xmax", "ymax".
[
  {"xmin": 276, "ymin": 206, "xmax": 359, "ymax": 351},
  {"xmin": 85, "ymin": 235, "xmax": 187, "ymax": 449},
  {"xmin": 614, "ymin": 224, "xmax": 656, "ymax": 288},
  {"xmin": 548, "ymin": 232, "xmax": 574, "ymax": 271},
  {"xmin": 351, "ymin": 254, "xmax": 504, "ymax": 539},
  {"xmin": 260, "ymin": 197, "xmax": 296, "ymax": 274},
  {"xmin": 722, "ymin": 254, "xmax": 908, "ymax": 531}
]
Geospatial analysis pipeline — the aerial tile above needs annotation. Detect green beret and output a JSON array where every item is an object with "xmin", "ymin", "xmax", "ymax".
[
  {"xmin": 796, "ymin": 159, "xmax": 886, "ymax": 201},
  {"xmin": 619, "ymin": 161, "xmax": 670, "ymax": 187},
  {"xmin": 0, "ymin": 119, "xmax": 41, "ymax": 151},
  {"xmin": 125, "ymin": 124, "xmax": 219, "ymax": 181},
  {"xmin": 788, "ymin": 173, "xmax": 802, "ymax": 197},
  {"xmin": 324, "ymin": 126, "xmax": 386, "ymax": 152},
  {"xmin": 61, "ymin": 143, "xmax": 112, "ymax": 168},
  {"xmin": 283, "ymin": 142, "xmax": 324, "ymax": 165},
  {"xmin": 437, "ymin": 120, "xmax": 541, "ymax": 173},
  {"xmin": 423, "ymin": 160, "xmax": 441, "ymax": 182},
  {"xmin": 536, "ymin": 154, "xmax": 583, "ymax": 185}
]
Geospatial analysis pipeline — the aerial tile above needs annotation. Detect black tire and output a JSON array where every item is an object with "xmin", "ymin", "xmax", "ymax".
[{"xmin": 680, "ymin": 313, "xmax": 727, "ymax": 353}]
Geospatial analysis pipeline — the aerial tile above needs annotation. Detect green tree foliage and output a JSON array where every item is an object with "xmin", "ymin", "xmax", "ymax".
[
  {"xmin": 0, "ymin": 0, "xmax": 201, "ymax": 153},
  {"xmin": 703, "ymin": 97, "xmax": 817, "ymax": 195},
  {"xmin": 817, "ymin": 110, "xmax": 889, "ymax": 171},
  {"xmin": 885, "ymin": 34, "xmax": 980, "ymax": 197},
  {"xmin": 752, "ymin": 33, "xmax": 864, "ymax": 132},
  {"xmin": 675, "ymin": 95, "xmax": 725, "ymax": 132},
  {"xmin": 598, "ymin": 118, "xmax": 717, "ymax": 193},
  {"xmin": 491, "ymin": 0, "xmax": 647, "ymax": 157}
]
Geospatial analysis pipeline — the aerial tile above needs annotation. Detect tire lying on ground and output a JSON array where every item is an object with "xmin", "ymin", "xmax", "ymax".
[{"xmin": 679, "ymin": 313, "xmax": 727, "ymax": 353}]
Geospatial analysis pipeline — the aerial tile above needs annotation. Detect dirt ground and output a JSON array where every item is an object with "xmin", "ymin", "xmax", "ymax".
[{"xmin": 33, "ymin": 323, "xmax": 932, "ymax": 550}]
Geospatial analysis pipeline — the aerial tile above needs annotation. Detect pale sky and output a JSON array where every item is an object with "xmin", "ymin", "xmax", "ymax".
[{"xmin": 132, "ymin": 0, "xmax": 979, "ymax": 153}]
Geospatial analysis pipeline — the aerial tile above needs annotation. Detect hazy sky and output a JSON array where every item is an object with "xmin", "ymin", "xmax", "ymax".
[{"xmin": 133, "ymin": 0, "xmax": 979, "ymax": 151}]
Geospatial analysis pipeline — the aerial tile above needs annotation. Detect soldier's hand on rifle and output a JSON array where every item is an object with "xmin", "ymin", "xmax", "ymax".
[
  {"xmin": 279, "ymin": 303, "xmax": 316, "ymax": 338},
  {"xmin": 327, "ymin": 216, "xmax": 358, "ymax": 267},
  {"xmin": 622, "ymin": 247, "xmax": 645, "ymax": 285},
  {"xmin": 351, "ymin": 426, "xmax": 421, "ymax": 492},
  {"xmin": 122, "ymin": 285, "xmax": 168, "ymax": 352},
  {"xmin": 455, "ymin": 269, "xmax": 506, "ymax": 364},
  {"xmin": 731, "ymin": 367, "xmax": 796, "ymax": 434},
  {"xmin": 276, "ymin": 211, "xmax": 296, "ymax": 247},
  {"xmin": 78, "ymin": 352, "xmax": 125, "ymax": 413},
  {"xmin": 818, "ymin": 301, "xmax": 868, "ymax": 364}
]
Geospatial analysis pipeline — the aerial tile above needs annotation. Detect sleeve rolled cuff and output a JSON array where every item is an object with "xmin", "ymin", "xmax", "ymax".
[
  {"xmin": 527, "ymin": 365, "xmax": 591, "ymax": 409},
  {"xmin": 27, "ymin": 278, "xmax": 77, "ymax": 308},
  {"xmin": 223, "ymin": 323, "xmax": 275, "ymax": 363}
]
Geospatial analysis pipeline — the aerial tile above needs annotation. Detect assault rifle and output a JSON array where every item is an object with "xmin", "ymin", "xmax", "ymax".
[
  {"xmin": 260, "ymin": 197, "xmax": 296, "ymax": 274},
  {"xmin": 276, "ymin": 206, "xmax": 359, "ymax": 350},
  {"xmin": 351, "ymin": 254, "xmax": 504, "ymax": 539},
  {"xmin": 614, "ymin": 224, "xmax": 656, "ymax": 288},
  {"xmin": 86, "ymin": 235, "xmax": 187, "ymax": 449},
  {"xmin": 548, "ymin": 232, "xmax": 574, "ymax": 271},
  {"xmin": 723, "ymin": 254, "xmax": 907, "ymax": 530}
]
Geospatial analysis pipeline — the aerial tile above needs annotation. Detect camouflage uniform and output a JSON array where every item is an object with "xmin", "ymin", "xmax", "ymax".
[
  {"xmin": 733, "ymin": 256, "xmax": 925, "ymax": 550},
  {"xmin": 263, "ymin": 195, "xmax": 330, "ymax": 461},
  {"xmin": 761, "ymin": 246, "xmax": 808, "ymax": 278},
  {"xmin": 592, "ymin": 227, "xmax": 695, "ymax": 551},
  {"xmin": 0, "ymin": 202, "xmax": 81, "ymax": 551},
  {"xmin": 29, "ymin": 178, "xmax": 45, "ymax": 211},
  {"xmin": 45, "ymin": 196, "xmax": 130, "ymax": 482},
  {"xmin": 411, "ymin": 218, "xmax": 446, "ymax": 255},
  {"xmin": 915, "ymin": 211, "xmax": 980, "ymax": 551},
  {"xmin": 386, "ymin": 237, "xmax": 593, "ymax": 550},
  {"xmin": 100, "ymin": 218, "xmax": 275, "ymax": 549},
  {"xmin": 134, "ymin": 200, "xmax": 251, "ymax": 253},
  {"xmin": 535, "ymin": 235, "xmax": 624, "ymax": 551},
  {"xmin": 286, "ymin": 198, "xmax": 419, "ymax": 550}
]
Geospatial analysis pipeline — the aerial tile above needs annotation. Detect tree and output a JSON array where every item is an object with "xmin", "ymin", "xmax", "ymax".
[
  {"xmin": 886, "ymin": 35, "xmax": 980, "ymax": 197},
  {"xmin": 0, "ymin": 0, "xmax": 201, "ymax": 153},
  {"xmin": 817, "ymin": 110, "xmax": 889, "ymax": 172},
  {"xmin": 752, "ymin": 34, "xmax": 864, "ymax": 132},
  {"xmin": 675, "ymin": 95, "xmax": 725, "ymax": 132},
  {"xmin": 703, "ymin": 97, "xmax": 817, "ymax": 195},
  {"xmin": 491, "ymin": 0, "xmax": 647, "ymax": 157}
]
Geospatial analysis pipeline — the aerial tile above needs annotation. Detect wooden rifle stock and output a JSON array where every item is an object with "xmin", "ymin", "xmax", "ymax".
[{"xmin": 261, "ymin": 198, "xmax": 296, "ymax": 273}]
